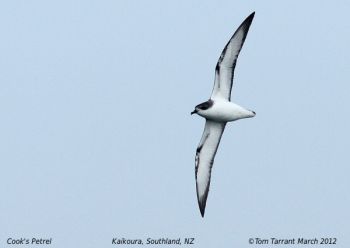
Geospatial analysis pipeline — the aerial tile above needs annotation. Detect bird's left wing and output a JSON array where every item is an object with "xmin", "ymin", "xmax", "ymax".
[
  {"xmin": 211, "ymin": 12, "xmax": 255, "ymax": 101},
  {"xmin": 195, "ymin": 120, "xmax": 226, "ymax": 217}
]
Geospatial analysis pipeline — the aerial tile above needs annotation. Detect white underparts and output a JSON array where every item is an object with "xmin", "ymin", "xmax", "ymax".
[{"xmin": 196, "ymin": 100, "xmax": 255, "ymax": 122}]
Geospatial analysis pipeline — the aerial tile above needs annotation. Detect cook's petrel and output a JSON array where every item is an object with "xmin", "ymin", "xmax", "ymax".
[{"xmin": 191, "ymin": 12, "xmax": 256, "ymax": 217}]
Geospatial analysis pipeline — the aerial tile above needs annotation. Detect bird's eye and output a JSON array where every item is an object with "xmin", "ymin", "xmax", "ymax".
[{"xmin": 196, "ymin": 100, "xmax": 213, "ymax": 110}]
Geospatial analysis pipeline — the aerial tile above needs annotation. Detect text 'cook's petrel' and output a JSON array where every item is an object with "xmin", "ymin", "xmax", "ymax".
[{"xmin": 191, "ymin": 12, "xmax": 256, "ymax": 217}]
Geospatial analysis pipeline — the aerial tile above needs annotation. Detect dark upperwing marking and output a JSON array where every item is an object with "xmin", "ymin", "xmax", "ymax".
[
  {"xmin": 195, "ymin": 133, "xmax": 209, "ymax": 178},
  {"xmin": 213, "ymin": 12, "xmax": 255, "ymax": 100}
]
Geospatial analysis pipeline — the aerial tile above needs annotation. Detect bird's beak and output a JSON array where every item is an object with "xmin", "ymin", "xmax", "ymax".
[{"xmin": 191, "ymin": 110, "xmax": 197, "ymax": 115}]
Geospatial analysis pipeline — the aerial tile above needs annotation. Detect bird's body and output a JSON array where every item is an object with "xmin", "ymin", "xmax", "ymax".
[
  {"xmin": 191, "ymin": 12, "xmax": 256, "ymax": 217},
  {"xmin": 195, "ymin": 100, "xmax": 255, "ymax": 122}
]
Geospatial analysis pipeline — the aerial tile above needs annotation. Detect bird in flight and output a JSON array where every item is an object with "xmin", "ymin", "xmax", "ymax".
[{"xmin": 191, "ymin": 12, "xmax": 256, "ymax": 217}]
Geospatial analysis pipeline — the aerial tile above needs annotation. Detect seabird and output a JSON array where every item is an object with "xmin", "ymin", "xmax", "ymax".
[{"xmin": 191, "ymin": 12, "xmax": 256, "ymax": 217}]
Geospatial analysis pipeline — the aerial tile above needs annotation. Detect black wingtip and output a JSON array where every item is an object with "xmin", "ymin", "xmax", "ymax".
[
  {"xmin": 244, "ymin": 12, "xmax": 255, "ymax": 24},
  {"xmin": 248, "ymin": 11, "xmax": 255, "ymax": 19},
  {"xmin": 196, "ymin": 173, "xmax": 210, "ymax": 218},
  {"xmin": 197, "ymin": 195, "xmax": 208, "ymax": 217},
  {"xmin": 199, "ymin": 203, "xmax": 206, "ymax": 217}
]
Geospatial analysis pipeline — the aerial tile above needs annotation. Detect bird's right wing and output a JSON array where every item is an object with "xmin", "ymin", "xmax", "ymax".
[
  {"xmin": 211, "ymin": 12, "xmax": 255, "ymax": 101},
  {"xmin": 195, "ymin": 120, "xmax": 226, "ymax": 217}
]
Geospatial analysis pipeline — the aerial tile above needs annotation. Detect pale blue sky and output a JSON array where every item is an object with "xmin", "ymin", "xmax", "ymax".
[{"xmin": 0, "ymin": 0, "xmax": 349, "ymax": 247}]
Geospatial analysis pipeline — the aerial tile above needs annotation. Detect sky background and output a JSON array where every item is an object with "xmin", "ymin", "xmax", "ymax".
[{"xmin": 0, "ymin": 0, "xmax": 349, "ymax": 247}]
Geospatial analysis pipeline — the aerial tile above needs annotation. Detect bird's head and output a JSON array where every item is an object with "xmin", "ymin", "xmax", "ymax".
[{"xmin": 191, "ymin": 99, "xmax": 213, "ymax": 116}]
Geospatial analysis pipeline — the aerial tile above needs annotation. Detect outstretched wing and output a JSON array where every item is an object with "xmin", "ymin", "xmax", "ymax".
[
  {"xmin": 211, "ymin": 12, "xmax": 255, "ymax": 101},
  {"xmin": 195, "ymin": 120, "xmax": 226, "ymax": 217}
]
